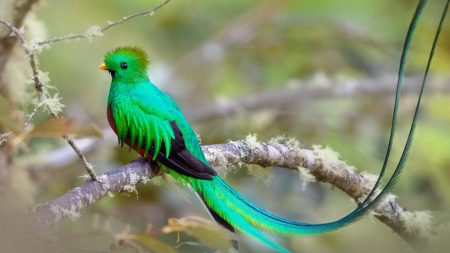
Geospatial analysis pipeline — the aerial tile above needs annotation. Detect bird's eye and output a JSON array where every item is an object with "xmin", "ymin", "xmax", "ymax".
[{"xmin": 120, "ymin": 62, "xmax": 128, "ymax": 70}]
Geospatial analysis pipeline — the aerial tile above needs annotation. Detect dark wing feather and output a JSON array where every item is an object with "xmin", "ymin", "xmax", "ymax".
[{"xmin": 155, "ymin": 121, "xmax": 217, "ymax": 180}]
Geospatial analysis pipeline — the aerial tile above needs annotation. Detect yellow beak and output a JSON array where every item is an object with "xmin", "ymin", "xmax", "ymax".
[{"xmin": 99, "ymin": 63, "xmax": 107, "ymax": 70}]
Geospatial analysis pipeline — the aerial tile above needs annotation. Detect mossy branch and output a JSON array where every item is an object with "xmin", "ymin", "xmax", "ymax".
[{"xmin": 35, "ymin": 137, "xmax": 431, "ymax": 248}]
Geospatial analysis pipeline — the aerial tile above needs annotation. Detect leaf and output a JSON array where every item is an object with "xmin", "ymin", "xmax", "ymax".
[
  {"xmin": 0, "ymin": 117, "xmax": 20, "ymax": 134},
  {"xmin": 162, "ymin": 216, "xmax": 233, "ymax": 251},
  {"xmin": 118, "ymin": 234, "xmax": 178, "ymax": 253},
  {"xmin": 28, "ymin": 118, "xmax": 102, "ymax": 137},
  {"xmin": 0, "ymin": 101, "xmax": 23, "ymax": 134},
  {"xmin": 74, "ymin": 124, "xmax": 103, "ymax": 137}
]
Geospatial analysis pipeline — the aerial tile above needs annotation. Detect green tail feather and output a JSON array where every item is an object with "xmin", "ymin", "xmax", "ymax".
[
  {"xmin": 191, "ymin": 178, "xmax": 292, "ymax": 253},
  {"xmin": 186, "ymin": 0, "xmax": 448, "ymax": 252},
  {"xmin": 355, "ymin": 0, "xmax": 427, "ymax": 210}
]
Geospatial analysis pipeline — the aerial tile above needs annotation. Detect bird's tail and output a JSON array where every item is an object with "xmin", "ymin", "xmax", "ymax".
[{"xmin": 192, "ymin": 0, "xmax": 449, "ymax": 252}]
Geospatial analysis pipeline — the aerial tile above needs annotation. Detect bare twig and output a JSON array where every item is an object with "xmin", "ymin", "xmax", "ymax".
[
  {"xmin": 37, "ymin": 0, "xmax": 171, "ymax": 46},
  {"xmin": 37, "ymin": 136, "xmax": 102, "ymax": 169},
  {"xmin": 63, "ymin": 135, "xmax": 97, "ymax": 180},
  {"xmin": 35, "ymin": 138, "xmax": 430, "ymax": 248}
]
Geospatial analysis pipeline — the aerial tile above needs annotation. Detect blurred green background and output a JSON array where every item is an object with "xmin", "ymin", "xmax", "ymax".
[{"xmin": 1, "ymin": 0, "xmax": 450, "ymax": 252}]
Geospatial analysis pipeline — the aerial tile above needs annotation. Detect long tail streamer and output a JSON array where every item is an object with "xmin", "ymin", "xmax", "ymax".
[{"xmin": 193, "ymin": 0, "xmax": 449, "ymax": 252}]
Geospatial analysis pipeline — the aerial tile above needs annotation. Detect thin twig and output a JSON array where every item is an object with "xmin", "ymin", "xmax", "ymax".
[
  {"xmin": 37, "ymin": 0, "xmax": 171, "ymax": 46},
  {"xmin": 0, "ymin": 132, "xmax": 11, "ymax": 146},
  {"xmin": 0, "ymin": 19, "xmax": 97, "ymax": 178},
  {"xmin": 63, "ymin": 135, "xmax": 97, "ymax": 180},
  {"xmin": 23, "ymin": 101, "xmax": 44, "ymax": 127},
  {"xmin": 0, "ymin": 20, "xmax": 44, "ymax": 92}
]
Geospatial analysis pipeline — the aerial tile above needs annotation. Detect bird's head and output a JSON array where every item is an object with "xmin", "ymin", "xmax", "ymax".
[{"xmin": 99, "ymin": 46, "xmax": 149, "ymax": 82}]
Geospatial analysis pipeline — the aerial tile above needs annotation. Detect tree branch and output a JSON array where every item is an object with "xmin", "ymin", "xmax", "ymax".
[
  {"xmin": 34, "ymin": 138, "xmax": 430, "ymax": 248},
  {"xmin": 188, "ymin": 75, "xmax": 450, "ymax": 122}
]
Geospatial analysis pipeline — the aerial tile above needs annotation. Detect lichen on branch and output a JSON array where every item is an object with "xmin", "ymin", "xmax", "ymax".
[{"xmin": 35, "ymin": 137, "xmax": 431, "ymax": 248}]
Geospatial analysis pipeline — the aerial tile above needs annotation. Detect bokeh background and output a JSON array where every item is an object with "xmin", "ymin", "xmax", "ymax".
[{"xmin": 1, "ymin": 0, "xmax": 450, "ymax": 252}]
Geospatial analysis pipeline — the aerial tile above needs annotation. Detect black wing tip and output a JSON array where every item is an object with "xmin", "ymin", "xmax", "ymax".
[
  {"xmin": 163, "ymin": 121, "xmax": 217, "ymax": 180},
  {"xmin": 156, "ymin": 151, "xmax": 216, "ymax": 180}
]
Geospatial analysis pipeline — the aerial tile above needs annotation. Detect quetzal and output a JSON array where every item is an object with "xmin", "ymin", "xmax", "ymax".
[{"xmin": 99, "ymin": 0, "xmax": 447, "ymax": 251}]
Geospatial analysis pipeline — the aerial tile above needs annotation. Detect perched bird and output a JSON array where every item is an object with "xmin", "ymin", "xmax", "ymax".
[{"xmin": 99, "ymin": 0, "xmax": 447, "ymax": 251}]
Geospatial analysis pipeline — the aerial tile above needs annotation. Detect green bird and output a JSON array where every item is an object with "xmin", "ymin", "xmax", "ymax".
[{"xmin": 100, "ymin": 0, "xmax": 447, "ymax": 251}]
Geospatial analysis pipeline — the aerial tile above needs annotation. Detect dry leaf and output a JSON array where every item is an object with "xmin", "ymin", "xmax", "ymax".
[
  {"xmin": 117, "ymin": 234, "xmax": 178, "ymax": 253},
  {"xmin": 162, "ymin": 216, "xmax": 233, "ymax": 251},
  {"xmin": 28, "ymin": 118, "xmax": 102, "ymax": 137}
]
